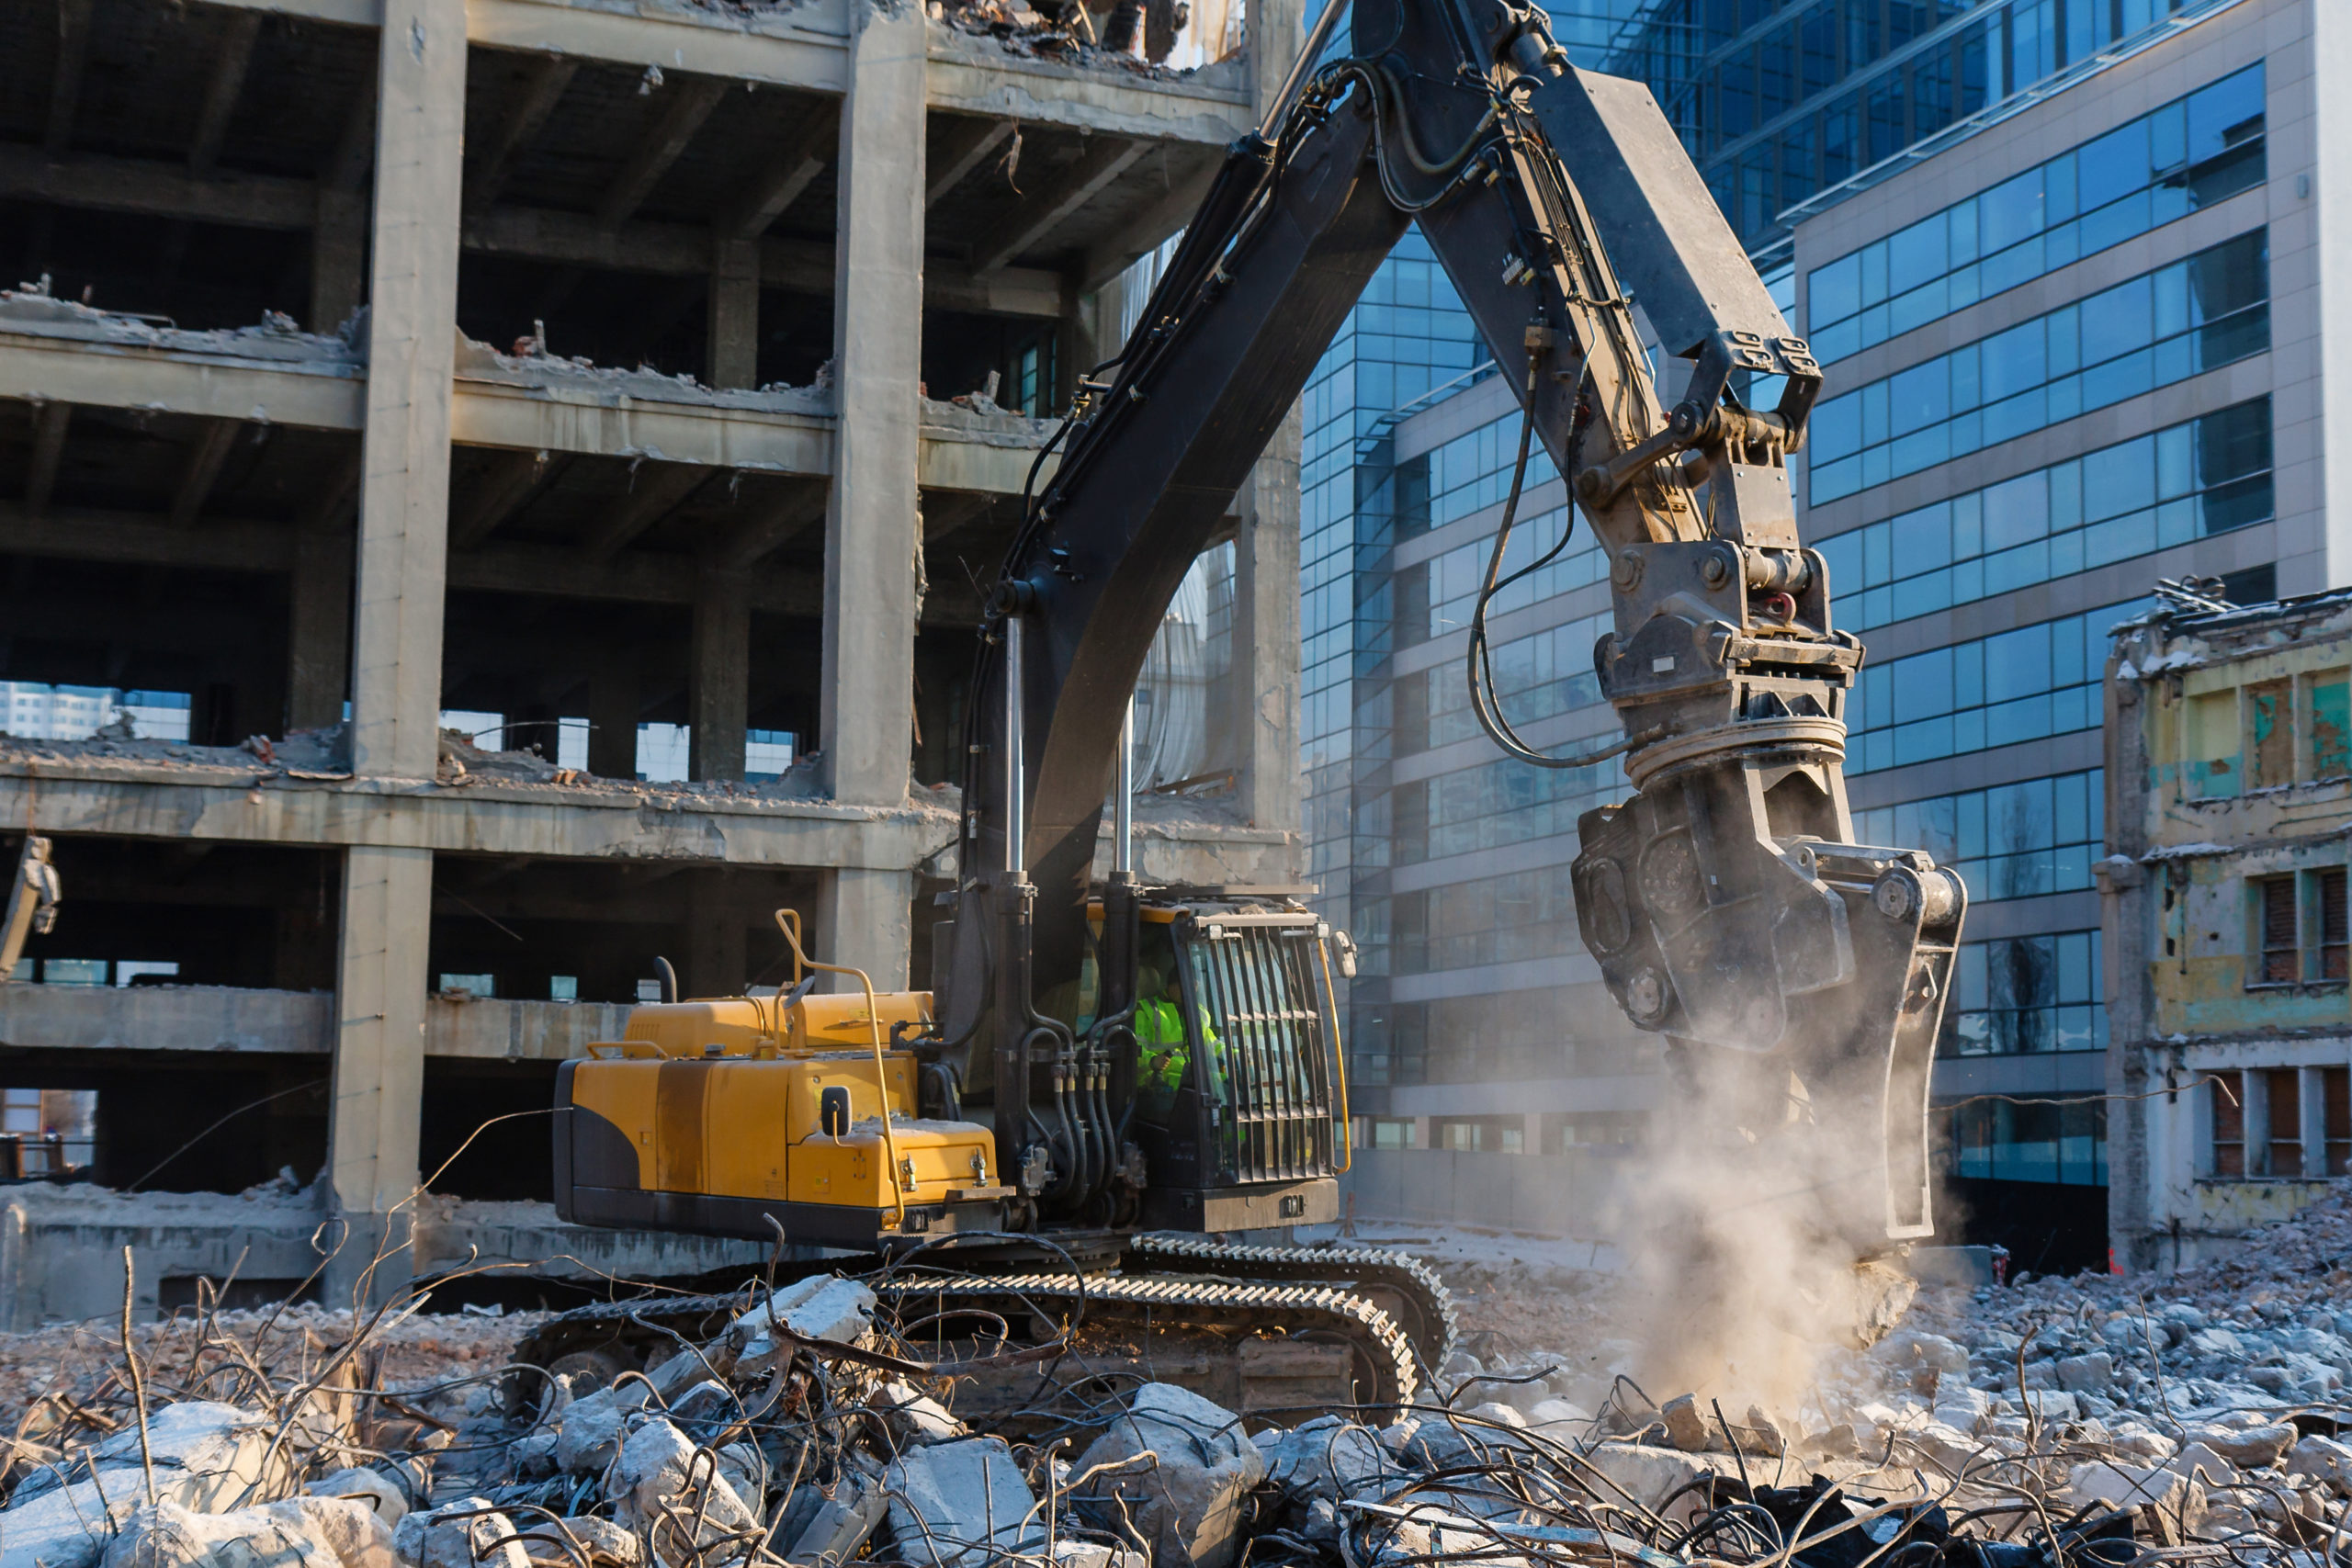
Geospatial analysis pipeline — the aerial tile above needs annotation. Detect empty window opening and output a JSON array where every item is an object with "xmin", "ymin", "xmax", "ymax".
[
  {"xmin": 2267, "ymin": 1067, "xmax": 2304, "ymax": 1177},
  {"xmin": 2206, "ymin": 1070, "xmax": 2245, "ymax": 1177},
  {"xmin": 2256, "ymin": 876, "xmax": 2298, "ymax": 983}
]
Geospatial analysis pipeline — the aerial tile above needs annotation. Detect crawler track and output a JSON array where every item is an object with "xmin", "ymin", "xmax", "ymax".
[
  {"xmin": 1121, "ymin": 1233, "xmax": 1459, "ymax": 1371},
  {"xmin": 507, "ymin": 1249, "xmax": 1434, "ymax": 1427}
]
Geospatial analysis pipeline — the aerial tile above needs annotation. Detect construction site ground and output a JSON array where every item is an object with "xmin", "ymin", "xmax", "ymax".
[{"xmin": 0, "ymin": 1191, "xmax": 2348, "ymax": 1564}]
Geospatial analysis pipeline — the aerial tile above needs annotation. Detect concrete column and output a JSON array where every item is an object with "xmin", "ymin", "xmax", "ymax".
[
  {"xmin": 818, "ymin": 867, "xmax": 912, "ymax": 991},
  {"xmin": 587, "ymin": 648, "xmax": 639, "ymax": 780},
  {"xmin": 688, "ymin": 565, "xmax": 749, "ymax": 782},
  {"xmin": 288, "ymin": 525, "xmax": 354, "ymax": 732},
  {"xmin": 350, "ymin": 0, "xmax": 462, "ymax": 781},
  {"xmin": 328, "ymin": 843, "xmax": 433, "ymax": 1298},
  {"xmin": 311, "ymin": 189, "xmax": 368, "ymax": 335},
  {"xmin": 2301, "ymin": 1065, "xmax": 2329, "ymax": 1178},
  {"xmin": 1230, "ymin": 0, "xmax": 1305, "ymax": 850},
  {"xmin": 1247, "ymin": 0, "xmax": 1303, "ymax": 123},
  {"xmin": 327, "ymin": 0, "xmax": 463, "ymax": 1301},
  {"xmin": 684, "ymin": 879, "xmax": 748, "ymax": 1000},
  {"xmin": 2244, "ymin": 1067, "xmax": 2272, "ymax": 1178},
  {"xmin": 1231, "ymin": 407, "xmax": 1303, "ymax": 840},
  {"xmin": 707, "ymin": 236, "xmax": 761, "ymax": 390},
  {"xmin": 819, "ymin": 0, "xmax": 924, "ymax": 807}
]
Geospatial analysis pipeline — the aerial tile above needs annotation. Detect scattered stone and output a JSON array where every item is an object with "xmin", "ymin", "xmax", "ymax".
[
  {"xmin": 1073, "ymin": 1383, "xmax": 1266, "ymax": 1568},
  {"xmin": 884, "ymin": 1438, "xmax": 1044, "ymax": 1568}
]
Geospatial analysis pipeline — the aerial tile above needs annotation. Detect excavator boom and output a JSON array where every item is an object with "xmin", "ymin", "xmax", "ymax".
[{"xmin": 933, "ymin": 0, "xmax": 1965, "ymax": 1255}]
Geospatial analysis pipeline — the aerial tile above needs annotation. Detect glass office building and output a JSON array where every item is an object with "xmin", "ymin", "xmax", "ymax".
[
  {"xmin": 1310, "ymin": 0, "xmax": 2297, "ymax": 1259},
  {"xmin": 1788, "ymin": 0, "xmax": 2303, "ymax": 1265},
  {"xmin": 1605, "ymin": 0, "xmax": 2239, "ymax": 262}
]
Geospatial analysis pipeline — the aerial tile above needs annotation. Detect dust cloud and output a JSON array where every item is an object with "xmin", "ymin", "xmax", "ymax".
[{"xmin": 1600, "ymin": 1043, "xmax": 1921, "ymax": 1424}]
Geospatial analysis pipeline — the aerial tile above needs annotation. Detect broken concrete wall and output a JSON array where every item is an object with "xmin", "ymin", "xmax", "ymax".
[{"xmin": 2106, "ymin": 591, "xmax": 2352, "ymax": 1272}]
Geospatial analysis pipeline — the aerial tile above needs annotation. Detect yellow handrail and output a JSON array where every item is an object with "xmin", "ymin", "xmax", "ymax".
[
  {"xmin": 773, "ymin": 908, "xmax": 907, "ymax": 1228},
  {"xmin": 1317, "ymin": 935, "xmax": 1352, "ymax": 1174}
]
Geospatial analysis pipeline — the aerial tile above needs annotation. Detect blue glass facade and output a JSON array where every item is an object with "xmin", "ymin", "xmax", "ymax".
[
  {"xmin": 1609, "ymin": 0, "xmax": 2216, "ymax": 255},
  {"xmin": 1809, "ymin": 229, "xmax": 2269, "ymax": 502},
  {"xmin": 1815, "ymin": 398, "xmax": 2272, "ymax": 631},
  {"xmin": 1805, "ymin": 64, "xmax": 2266, "ymax": 361}
]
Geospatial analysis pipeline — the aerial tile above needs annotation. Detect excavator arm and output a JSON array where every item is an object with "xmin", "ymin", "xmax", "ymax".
[{"xmin": 929, "ymin": 0, "xmax": 1965, "ymax": 1257}]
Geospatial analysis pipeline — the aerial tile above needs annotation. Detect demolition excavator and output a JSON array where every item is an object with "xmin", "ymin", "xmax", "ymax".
[{"xmin": 533, "ymin": 0, "xmax": 1967, "ymax": 1416}]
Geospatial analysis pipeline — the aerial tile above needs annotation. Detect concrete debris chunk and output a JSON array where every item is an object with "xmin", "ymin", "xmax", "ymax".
[
  {"xmin": 0, "ymin": 1401, "xmax": 308, "ymax": 1568},
  {"xmin": 303, "ymin": 1469, "xmax": 412, "ymax": 1527},
  {"xmin": 610, "ymin": 1416, "xmax": 762, "ymax": 1562},
  {"xmin": 883, "ymin": 1437, "xmax": 1045, "ymax": 1568},
  {"xmin": 2065, "ymin": 1459, "xmax": 2199, "ymax": 1516},
  {"xmin": 782, "ymin": 1474, "xmax": 888, "ymax": 1568},
  {"xmin": 392, "ymin": 1500, "xmax": 526, "ymax": 1568},
  {"xmin": 1072, "ymin": 1383, "xmax": 1266, "ymax": 1568},
  {"xmin": 2187, "ymin": 1420, "xmax": 2296, "ymax": 1469},
  {"xmin": 870, "ymin": 1378, "xmax": 966, "ymax": 1444},
  {"xmin": 727, "ymin": 1276, "xmax": 876, "ymax": 1377},
  {"xmin": 104, "ymin": 1498, "xmax": 395, "ymax": 1568},
  {"xmin": 550, "ymin": 1519, "xmax": 640, "ymax": 1568}
]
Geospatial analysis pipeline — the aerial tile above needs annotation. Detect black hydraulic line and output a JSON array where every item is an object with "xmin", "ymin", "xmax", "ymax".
[{"xmin": 1464, "ymin": 349, "xmax": 1663, "ymax": 771}]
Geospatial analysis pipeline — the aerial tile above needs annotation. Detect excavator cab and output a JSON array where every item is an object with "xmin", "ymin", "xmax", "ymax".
[{"xmin": 1108, "ymin": 894, "xmax": 1351, "ymax": 1233}]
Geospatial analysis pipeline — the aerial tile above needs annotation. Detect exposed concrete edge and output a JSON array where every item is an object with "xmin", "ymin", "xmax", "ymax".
[
  {"xmin": 0, "ymin": 765, "xmax": 957, "ymax": 868},
  {"xmin": 0, "ymin": 1188, "xmax": 769, "ymax": 1325},
  {"xmin": 0, "ymin": 987, "xmax": 649, "ymax": 1062}
]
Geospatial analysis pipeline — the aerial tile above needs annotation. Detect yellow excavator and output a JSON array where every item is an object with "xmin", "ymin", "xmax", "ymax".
[{"xmin": 534, "ymin": 0, "xmax": 1967, "ymax": 1417}]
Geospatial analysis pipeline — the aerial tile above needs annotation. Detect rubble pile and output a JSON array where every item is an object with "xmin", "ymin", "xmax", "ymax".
[{"xmin": 13, "ymin": 1205, "xmax": 2352, "ymax": 1568}]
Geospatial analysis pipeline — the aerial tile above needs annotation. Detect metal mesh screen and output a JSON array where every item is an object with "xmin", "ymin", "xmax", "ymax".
[{"xmin": 1186, "ymin": 926, "xmax": 1338, "ymax": 1184}]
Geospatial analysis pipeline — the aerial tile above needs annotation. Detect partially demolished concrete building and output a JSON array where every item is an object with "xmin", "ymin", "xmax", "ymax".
[
  {"xmin": 0, "ymin": 0, "xmax": 1306, "ymax": 1314},
  {"xmin": 2105, "ymin": 588, "xmax": 2352, "ymax": 1271}
]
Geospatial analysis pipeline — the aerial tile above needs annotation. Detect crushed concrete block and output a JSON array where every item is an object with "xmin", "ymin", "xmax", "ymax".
[
  {"xmin": 871, "ymin": 1380, "xmax": 965, "ymax": 1445},
  {"xmin": 1659, "ymin": 1394, "xmax": 1710, "ymax": 1453},
  {"xmin": 1892, "ymin": 1419, "xmax": 1984, "ymax": 1476},
  {"xmin": 1572, "ymin": 1444, "xmax": 1726, "ymax": 1522},
  {"xmin": 729, "ymin": 1277, "xmax": 877, "ymax": 1377},
  {"xmin": 884, "ymin": 1438, "xmax": 1045, "ymax": 1568},
  {"xmin": 1466, "ymin": 1401, "xmax": 1527, "ymax": 1430},
  {"xmin": 1047, "ymin": 1541, "xmax": 1145, "ymax": 1568},
  {"xmin": 2188, "ymin": 1421, "xmax": 2295, "ymax": 1469},
  {"xmin": 2107, "ymin": 1424, "xmax": 2178, "ymax": 1463},
  {"xmin": 1073, "ymin": 1383, "xmax": 1264, "ymax": 1568},
  {"xmin": 2066, "ymin": 1460, "xmax": 2197, "ymax": 1516},
  {"xmin": 552, "ymin": 1387, "xmax": 638, "ymax": 1475},
  {"xmin": 2169, "ymin": 1441, "xmax": 2242, "ymax": 1486},
  {"xmin": 1932, "ymin": 1385, "xmax": 1994, "ymax": 1432},
  {"xmin": 784, "ymin": 1476, "xmax": 888, "ymax": 1568},
  {"xmin": 1, "ymin": 1401, "xmax": 307, "ymax": 1568},
  {"xmin": 1734, "ymin": 1405, "xmax": 1786, "ymax": 1458},
  {"xmin": 1257, "ymin": 1416, "xmax": 1391, "ymax": 1505},
  {"xmin": 304, "ymin": 1468, "xmax": 412, "ymax": 1527},
  {"xmin": 550, "ymin": 1520, "xmax": 640, "ymax": 1568},
  {"xmin": 712, "ymin": 1442, "xmax": 766, "ymax": 1512},
  {"xmin": 105, "ymin": 1498, "xmax": 394, "ymax": 1568},
  {"xmin": 2289, "ymin": 1433, "xmax": 2352, "ymax": 1489},
  {"xmin": 393, "ymin": 1500, "xmax": 526, "ymax": 1568},
  {"xmin": 610, "ymin": 1416, "xmax": 761, "ymax": 1552},
  {"xmin": 2055, "ymin": 1351, "xmax": 2114, "ymax": 1392}
]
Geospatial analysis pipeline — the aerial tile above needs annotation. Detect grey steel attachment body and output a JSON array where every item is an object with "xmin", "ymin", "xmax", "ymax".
[{"xmin": 928, "ymin": 0, "xmax": 1965, "ymax": 1251}]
